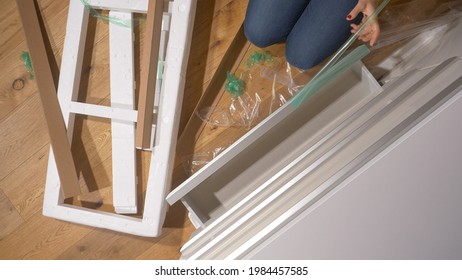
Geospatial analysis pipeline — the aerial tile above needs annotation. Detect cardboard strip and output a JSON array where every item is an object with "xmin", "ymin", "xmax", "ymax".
[
  {"xmin": 16, "ymin": 0, "xmax": 81, "ymax": 198},
  {"xmin": 135, "ymin": 0, "xmax": 164, "ymax": 149}
]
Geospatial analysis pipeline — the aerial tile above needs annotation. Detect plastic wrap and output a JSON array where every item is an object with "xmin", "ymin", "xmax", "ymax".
[
  {"xmin": 187, "ymin": 0, "xmax": 391, "ymax": 172},
  {"xmin": 373, "ymin": 0, "xmax": 462, "ymax": 50},
  {"xmin": 196, "ymin": 51, "xmax": 303, "ymax": 128},
  {"xmin": 182, "ymin": 146, "xmax": 228, "ymax": 175},
  {"xmin": 368, "ymin": 0, "xmax": 462, "ymax": 83},
  {"xmin": 81, "ymin": 0, "xmax": 135, "ymax": 27}
]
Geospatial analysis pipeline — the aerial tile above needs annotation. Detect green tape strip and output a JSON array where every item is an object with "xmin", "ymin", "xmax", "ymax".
[
  {"xmin": 81, "ymin": 0, "xmax": 133, "ymax": 28},
  {"xmin": 245, "ymin": 50, "xmax": 274, "ymax": 68},
  {"xmin": 157, "ymin": 60, "xmax": 164, "ymax": 80},
  {"xmin": 290, "ymin": 0, "xmax": 390, "ymax": 108},
  {"xmin": 289, "ymin": 45, "xmax": 370, "ymax": 107},
  {"xmin": 225, "ymin": 71, "xmax": 246, "ymax": 98},
  {"xmin": 20, "ymin": 51, "xmax": 34, "ymax": 79}
]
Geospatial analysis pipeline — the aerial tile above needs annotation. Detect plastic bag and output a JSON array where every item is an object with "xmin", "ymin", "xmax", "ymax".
[
  {"xmin": 197, "ymin": 50, "xmax": 307, "ymax": 128},
  {"xmin": 182, "ymin": 146, "xmax": 228, "ymax": 175}
]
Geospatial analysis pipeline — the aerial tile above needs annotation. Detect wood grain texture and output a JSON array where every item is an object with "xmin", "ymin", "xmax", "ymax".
[
  {"xmin": 0, "ymin": 0, "xmax": 427, "ymax": 259},
  {"xmin": 0, "ymin": 0, "xmax": 68, "ymax": 121},
  {"xmin": 0, "ymin": 190, "xmax": 24, "ymax": 240},
  {"xmin": 0, "ymin": 212, "xmax": 92, "ymax": 259},
  {"xmin": 0, "ymin": 144, "xmax": 49, "ymax": 221},
  {"xmin": 0, "ymin": 0, "xmax": 248, "ymax": 259},
  {"xmin": 0, "ymin": 94, "xmax": 49, "ymax": 183}
]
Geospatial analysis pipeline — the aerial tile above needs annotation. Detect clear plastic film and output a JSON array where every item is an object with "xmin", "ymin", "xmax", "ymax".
[
  {"xmin": 182, "ymin": 146, "xmax": 228, "ymax": 176},
  {"xmin": 188, "ymin": 0, "xmax": 391, "ymax": 173},
  {"xmin": 368, "ymin": 0, "xmax": 462, "ymax": 84},
  {"xmin": 197, "ymin": 69, "xmax": 261, "ymax": 128},
  {"xmin": 188, "ymin": 51, "xmax": 305, "ymax": 173},
  {"xmin": 80, "ymin": 0, "xmax": 135, "ymax": 28},
  {"xmin": 372, "ymin": 0, "xmax": 462, "ymax": 50},
  {"xmin": 197, "ymin": 50, "xmax": 308, "ymax": 128}
]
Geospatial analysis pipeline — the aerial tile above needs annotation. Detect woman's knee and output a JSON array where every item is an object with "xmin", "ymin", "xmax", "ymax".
[
  {"xmin": 285, "ymin": 42, "xmax": 322, "ymax": 70},
  {"xmin": 244, "ymin": 20, "xmax": 279, "ymax": 48}
]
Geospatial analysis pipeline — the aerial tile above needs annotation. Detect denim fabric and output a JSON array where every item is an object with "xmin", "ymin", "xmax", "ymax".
[{"xmin": 244, "ymin": 0, "xmax": 362, "ymax": 70}]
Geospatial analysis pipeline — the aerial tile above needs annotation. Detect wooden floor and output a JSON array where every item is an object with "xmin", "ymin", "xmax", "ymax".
[{"xmin": 0, "ymin": 0, "xmax": 448, "ymax": 259}]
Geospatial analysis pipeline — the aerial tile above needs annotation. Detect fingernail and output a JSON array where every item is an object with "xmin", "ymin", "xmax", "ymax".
[{"xmin": 347, "ymin": 14, "xmax": 352, "ymax": 20}]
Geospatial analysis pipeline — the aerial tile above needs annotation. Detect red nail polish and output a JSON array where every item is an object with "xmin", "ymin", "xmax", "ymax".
[{"xmin": 347, "ymin": 14, "xmax": 352, "ymax": 20}]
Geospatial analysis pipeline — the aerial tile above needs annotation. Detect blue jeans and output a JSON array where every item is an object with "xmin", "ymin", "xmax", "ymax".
[{"xmin": 244, "ymin": 0, "xmax": 362, "ymax": 70}]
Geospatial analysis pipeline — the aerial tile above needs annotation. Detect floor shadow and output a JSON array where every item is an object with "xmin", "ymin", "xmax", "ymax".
[
  {"xmin": 177, "ymin": 0, "xmax": 216, "ymax": 136},
  {"xmin": 34, "ymin": 0, "xmax": 60, "ymax": 89},
  {"xmin": 70, "ymin": 16, "xmax": 109, "ymax": 207},
  {"xmin": 170, "ymin": 0, "xmax": 218, "ymax": 189}
]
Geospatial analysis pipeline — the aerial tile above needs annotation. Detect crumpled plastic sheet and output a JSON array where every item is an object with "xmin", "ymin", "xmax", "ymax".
[
  {"xmin": 80, "ymin": 0, "xmax": 136, "ymax": 28},
  {"xmin": 188, "ymin": 0, "xmax": 397, "ymax": 174}
]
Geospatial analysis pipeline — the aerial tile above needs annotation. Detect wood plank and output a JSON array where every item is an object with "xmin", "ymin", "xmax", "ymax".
[
  {"xmin": 56, "ymin": 230, "xmax": 154, "ymax": 259},
  {"xmin": 0, "ymin": 145, "xmax": 49, "ymax": 221},
  {"xmin": 0, "ymin": 94, "xmax": 49, "ymax": 182},
  {"xmin": 0, "ymin": 211, "xmax": 91, "ymax": 259},
  {"xmin": 16, "ymin": 0, "xmax": 80, "ymax": 198},
  {"xmin": 135, "ymin": 0, "xmax": 164, "ymax": 149},
  {"xmin": 0, "ymin": 0, "xmax": 68, "ymax": 60},
  {"xmin": 0, "ymin": 190, "xmax": 24, "ymax": 240},
  {"xmin": 0, "ymin": 3, "xmax": 68, "ymax": 121}
]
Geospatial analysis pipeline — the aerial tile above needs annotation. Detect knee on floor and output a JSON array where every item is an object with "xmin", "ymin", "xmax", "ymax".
[
  {"xmin": 244, "ymin": 22, "xmax": 280, "ymax": 48},
  {"xmin": 285, "ymin": 41, "xmax": 323, "ymax": 71}
]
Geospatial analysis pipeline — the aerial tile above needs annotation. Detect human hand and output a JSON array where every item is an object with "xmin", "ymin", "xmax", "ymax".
[{"xmin": 347, "ymin": 0, "xmax": 380, "ymax": 46}]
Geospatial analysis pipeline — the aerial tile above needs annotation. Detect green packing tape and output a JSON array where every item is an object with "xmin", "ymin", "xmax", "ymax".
[
  {"xmin": 245, "ymin": 50, "xmax": 274, "ymax": 68},
  {"xmin": 225, "ymin": 71, "xmax": 246, "ymax": 98},
  {"xmin": 81, "ymin": 0, "xmax": 133, "ymax": 28},
  {"xmin": 290, "ymin": 0, "xmax": 391, "ymax": 108},
  {"xmin": 289, "ymin": 45, "xmax": 370, "ymax": 107},
  {"xmin": 20, "ymin": 51, "xmax": 34, "ymax": 79},
  {"xmin": 157, "ymin": 60, "xmax": 164, "ymax": 80}
]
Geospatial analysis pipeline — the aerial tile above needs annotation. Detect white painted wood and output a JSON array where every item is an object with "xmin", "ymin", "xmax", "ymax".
[
  {"xmin": 177, "ymin": 20, "xmax": 462, "ymax": 259},
  {"xmin": 149, "ymin": 12, "xmax": 172, "ymax": 149},
  {"xmin": 176, "ymin": 63, "xmax": 385, "ymax": 258},
  {"xmin": 245, "ymin": 89, "xmax": 462, "ymax": 260},
  {"xmin": 68, "ymin": 102, "xmax": 138, "ymax": 122},
  {"xmin": 43, "ymin": 0, "xmax": 197, "ymax": 237},
  {"xmin": 167, "ymin": 63, "xmax": 381, "ymax": 228},
  {"xmin": 180, "ymin": 64, "xmax": 401, "ymax": 257},
  {"xmin": 179, "ymin": 58, "xmax": 462, "ymax": 259},
  {"xmin": 109, "ymin": 11, "xmax": 137, "ymax": 214},
  {"xmin": 143, "ymin": 0, "xmax": 198, "ymax": 231}
]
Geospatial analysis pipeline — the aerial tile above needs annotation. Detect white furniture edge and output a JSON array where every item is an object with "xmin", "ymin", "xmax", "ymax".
[
  {"xmin": 181, "ymin": 57, "xmax": 462, "ymax": 258},
  {"xmin": 109, "ymin": 11, "xmax": 137, "ymax": 214}
]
